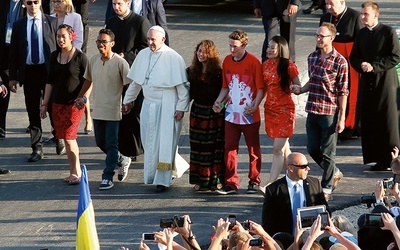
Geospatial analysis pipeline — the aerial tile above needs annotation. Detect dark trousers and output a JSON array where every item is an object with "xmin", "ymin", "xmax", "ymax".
[
  {"xmin": 93, "ymin": 119, "xmax": 120, "ymax": 181},
  {"xmin": 0, "ymin": 71, "xmax": 10, "ymax": 132},
  {"xmin": 23, "ymin": 64, "xmax": 47, "ymax": 152},
  {"xmin": 73, "ymin": 0, "xmax": 89, "ymax": 53},
  {"xmin": 261, "ymin": 15, "xmax": 297, "ymax": 62},
  {"xmin": 306, "ymin": 113, "xmax": 338, "ymax": 192}
]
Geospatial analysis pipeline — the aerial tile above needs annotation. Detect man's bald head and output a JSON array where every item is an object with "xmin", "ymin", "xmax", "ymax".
[{"xmin": 286, "ymin": 152, "xmax": 310, "ymax": 181}]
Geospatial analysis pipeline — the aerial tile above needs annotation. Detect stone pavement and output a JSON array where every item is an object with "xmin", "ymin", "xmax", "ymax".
[{"xmin": 0, "ymin": 0, "xmax": 400, "ymax": 249}]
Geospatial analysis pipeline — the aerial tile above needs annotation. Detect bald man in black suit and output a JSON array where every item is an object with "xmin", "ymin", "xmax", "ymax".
[{"xmin": 262, "ymin": 152, "xmax": 328, "ymax": 236}]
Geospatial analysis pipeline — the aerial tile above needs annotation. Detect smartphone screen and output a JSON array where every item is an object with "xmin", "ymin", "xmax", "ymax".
[
  {"xmin": 228, "ymin": 215, "xmax": 236, "ymax": 229},
  {"xmin": 365, "ymin": 214, "xmax": 384, "ymax": 228},
  {"xmin": 142, "ymin": 233, "xmax": 155, "ymax": 241},
  {"xmin": 320, "ymin": 212, "xmax": 329, "ymax": 230},
  {"xmin": 249, "ymin": 238, "xmax": 263, "ymax": 246}
]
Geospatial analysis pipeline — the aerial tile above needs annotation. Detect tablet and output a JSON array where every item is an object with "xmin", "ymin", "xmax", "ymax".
[{"xmin": 297, "ymin": 205, "xmax": 326, "ymax": 230}]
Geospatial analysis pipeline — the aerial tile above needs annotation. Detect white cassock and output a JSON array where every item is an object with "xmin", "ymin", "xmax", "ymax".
[{"xmin": 123, "ymin": 44, "xmax": 190, "ymax": 187}]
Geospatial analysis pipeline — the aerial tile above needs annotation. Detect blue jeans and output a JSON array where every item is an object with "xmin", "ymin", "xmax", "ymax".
[
  {"xmin": 93, "ymin": 119, "xmax": 120, "ymax": 181},
  {"xmin": 306, "ymin": 113, "xmax": 338, "ymax": 193}
]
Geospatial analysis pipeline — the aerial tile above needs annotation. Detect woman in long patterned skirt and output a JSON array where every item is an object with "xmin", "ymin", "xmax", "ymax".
[{"xmin": 187, "ymin": 40, "xmax": 225, "ymax": 192}]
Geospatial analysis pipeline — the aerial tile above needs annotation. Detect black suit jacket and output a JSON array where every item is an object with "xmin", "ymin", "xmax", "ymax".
[
  {"xmin": 9, "ymin": 13, "xmax": 57, "ymax": 84},
  {"xmin": 254, "ymin": 0, "xmax": 301, "ymax": 18},
  {"xmin": 0, "ymin": 0, "xmax": 25, "ymax": 70},
  {"xmin": 261, "ymin": 176, "xmax": 328, "ymax": 236},
  {"xmin": 141, "ymin": 0, "xmax": 168, "ymax": 31}
]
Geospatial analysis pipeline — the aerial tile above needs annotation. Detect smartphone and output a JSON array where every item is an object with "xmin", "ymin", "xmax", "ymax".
[
  {"xmin": 241, "ymin": 220, "xmax": 250, "ymax": 230},
  {"xmin": 142, "ymin": 233, "xmax": 155, "ymax": 241},
  {"xmin": 319, "ymin": 212, "xmax": 329, "ymax": 230},
  {"xmin": 365, "ymin": 213, "xmax": 384, "ymax": 228},
  {"xmin": 228, "ymin": 215, "xmax": 236, "ymax": 230},
  {"xmin": 383, "ymin": 178, "xmax": 394, "ymax": 189},
  {"xmin": 394, "ymin": 174, "xmax": 400, "ymax": 184},
  {"xmin": 249, "ymin": 238, "xmax": 263, "ymax": 246}
]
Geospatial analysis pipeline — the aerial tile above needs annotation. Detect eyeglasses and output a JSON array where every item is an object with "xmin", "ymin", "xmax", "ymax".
[
  {"xmin": 314, "ymin": 34, "xmax": 331, "ymax": 39},
  {"xmin": 51, "ymin": 0, "xmax": 64, "ymax": 4},
  {"xmin": 95, "ymin": 40, "xmax": 111, "ymax": 46},
  {"xmin": 26, "ymin": 1, "xmax": 39, "ymax": 5},
  {"xmin": 289, "ymin": 163, "xmax": 309, "ymax": 169}
]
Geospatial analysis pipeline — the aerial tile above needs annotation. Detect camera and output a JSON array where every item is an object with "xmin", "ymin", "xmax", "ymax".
[
  {"xmin": 249, "ymin": 238, "xmax": 263, "ymax": 246},
  {"xmin": 160, "ymin": 215, "xmax": 185, "ymax": 228},
  {"xmin": 365, "ymin": 213, "xmax": 384, "ymax": 228},
  {"xmin": 360, "ymin": 194, "xmax": 376, "ymax": 208},
  {"xmin": 320, "ymin": 212, "xmax": 329, "ymax": 230},
  {"xmin": 241, "ymin": 221, "xmax": 250, "ymax": 230},
  {"xmin": 228, "ymin": 215, "xmax": 236, "ymax": 230},
  {"xmin": 383, "ymin": 178, "xmax": 394, "ymax": 189},
  {"xmin": 142, "ymin": 233, "xmax": 155, "ymax": 241}
]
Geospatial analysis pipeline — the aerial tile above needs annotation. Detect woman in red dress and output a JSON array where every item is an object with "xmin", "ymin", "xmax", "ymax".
[
  {"xmin": 262, "ymin": 36, "xmax": 301, "ymax": 186},
  {"xmin": 40, "ymin": 24, "xmax": 89, "ymax": 184}
]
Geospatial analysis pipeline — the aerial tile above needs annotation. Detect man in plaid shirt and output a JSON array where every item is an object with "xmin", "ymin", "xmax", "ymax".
[{"xmin": 292, "ymin": 22, "xmax": 348, "ymax": 201}]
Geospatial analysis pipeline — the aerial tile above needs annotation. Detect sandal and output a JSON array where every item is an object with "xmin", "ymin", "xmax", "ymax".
[
  {"xmin": 63, "ymin": 175, "xmax": 73, "ymax": 182},
  {"xmin": 68, "ymin": 174, "xmax": 81, "ymax": 185}
]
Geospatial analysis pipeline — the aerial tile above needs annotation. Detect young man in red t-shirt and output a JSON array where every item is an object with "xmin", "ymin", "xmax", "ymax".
[{"xmin": 213, "ymin": 29, "xmax": 264, "ymax": 194}]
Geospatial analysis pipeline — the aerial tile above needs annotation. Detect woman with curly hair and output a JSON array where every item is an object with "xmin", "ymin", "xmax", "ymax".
[
  {"xmin": 187, "ymin": 40, "xmax": 225, "ymax": 192},
  {"xmin": 262, "ymin": 35, "xmax": 301, "ymax": 187},
  {"xmin": 40, "ymin": 24, "xmax": 89, "ymax": 185}
]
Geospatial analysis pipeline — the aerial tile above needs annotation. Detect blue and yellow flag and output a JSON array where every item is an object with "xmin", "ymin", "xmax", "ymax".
[{"xmin": 76, "ymin": 165, "xmax": 100, "ymax": 250}]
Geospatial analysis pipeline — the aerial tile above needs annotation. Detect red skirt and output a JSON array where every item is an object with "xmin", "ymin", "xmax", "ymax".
[{"xmin": 52, "ymin": 103, "xmax": 84, "ymax": 140}]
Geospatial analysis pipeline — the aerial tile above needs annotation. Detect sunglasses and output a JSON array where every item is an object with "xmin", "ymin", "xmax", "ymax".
[
  {"xmin": 289, "ymin": 163, "xmax": 309, "ymax": 169},
  {"xmin": 26, "ymin": 1, "xmax": 40, "ymax": 5}
]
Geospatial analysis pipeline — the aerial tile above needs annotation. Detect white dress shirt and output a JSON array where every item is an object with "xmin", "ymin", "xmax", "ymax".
[{"xmin": 26, "ymin": 11, "xmax": 45, "ymax": 64}]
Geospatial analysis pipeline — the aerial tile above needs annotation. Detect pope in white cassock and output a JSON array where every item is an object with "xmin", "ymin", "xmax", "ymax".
[{"xmin": 122, "ymin": 26, "xmax": 190, "ymax": 192}]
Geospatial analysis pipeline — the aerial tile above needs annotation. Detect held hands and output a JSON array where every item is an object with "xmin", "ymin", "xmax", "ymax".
[
  {"xmin": 74, "ymin": 97, "xmax": 86, "ymax": 110},
  {"xmin": 212, "ymin": 101, "xmax": 223, "ymax": 113},
  {"xmin": 244, "ymin": 104, "xmax": 255, "ymax": 116},
  {"xmin": 9, "ymin": 80, "xmax": 18, "ymax": 93},
  {"xmin": 174, "ymin": 111, "xmax": 184, "ymax": 121},
  {"xmin": 122, "ymin": 102, "xmax": 134, "ymax": 115},
  {"xmin": 290, "ymin": 84, "xmax": 301, "ymax": 95}
]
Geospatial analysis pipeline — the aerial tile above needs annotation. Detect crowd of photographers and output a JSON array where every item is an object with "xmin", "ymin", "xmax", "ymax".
[
  {"xmin": 120, "ymin": 211, "xmax": 400, "ymax": 250},
  {"xmin": 118, "ymin": 147, "xmax": 400, "ymax": 250}
]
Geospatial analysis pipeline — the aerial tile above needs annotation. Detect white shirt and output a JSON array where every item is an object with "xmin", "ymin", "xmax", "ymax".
[
  {"xmin": 26, "ymin": 11, "xmax": 45, "ymax": 64},
  {"xmin": 132, "ymin": 0, "xmax": 143, "ymax": 15},
  {"xmin": 286, "ymin": 175, "xmax": 306, "ymax": 211}
]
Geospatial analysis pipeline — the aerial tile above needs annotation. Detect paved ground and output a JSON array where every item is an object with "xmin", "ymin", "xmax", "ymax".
[{"xmin": 1, "ymin": 0, "xmax": 400, "ymax": 249}]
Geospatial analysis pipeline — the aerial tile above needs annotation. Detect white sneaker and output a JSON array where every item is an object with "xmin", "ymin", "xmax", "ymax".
[
  {"xmin": 99, "ymin": 179, "xmax": 114, "ymax": 190},
  {"xmin": 118, "ymin": 157, "xmax": 132, "ymax": 181}
]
